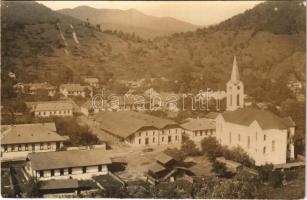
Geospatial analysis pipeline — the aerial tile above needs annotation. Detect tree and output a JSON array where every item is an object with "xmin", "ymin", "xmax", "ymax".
[
  {"xmin": 25, "ymin": 178, "xmax": 40, "ymax": 197},
  {"xmin": 181, "ymin": 138, "xmax": 200, "ymax": 156},
  {"xmin": 200, "ymin": 136, "xmax": 222, "ymax": 160},
  {"xmin": 268, "ymin": 170, "xmax": 283, "ymax": 188}
]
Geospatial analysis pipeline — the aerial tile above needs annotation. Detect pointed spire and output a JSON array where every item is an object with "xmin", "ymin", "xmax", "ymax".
[{"xmin": 230, "ymin": 56, "xmax": 240, "ymax": 83}]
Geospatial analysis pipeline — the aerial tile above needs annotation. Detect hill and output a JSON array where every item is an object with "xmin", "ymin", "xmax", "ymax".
[
  {"xmin": 58, "ymin": 6, "xmax": 199, "ymax": 39},
  {"xmin": 1, "ymin": 1, "xmax": 306, "ymax": 105}
]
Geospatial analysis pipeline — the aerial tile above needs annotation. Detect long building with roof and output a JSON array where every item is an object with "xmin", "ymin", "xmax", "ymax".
[
  {"xmin": 215, "ymin": 57, "xmax": 296, "ymax": 166},
  {"xmin": 94, "ymin": 111, "xmax": 182, "ymax": 146},
  {"xmin": 26, "ymin": 101, "xmax": 73, "ymax": 117},
  {"xmin": 1, "ymin": 123, "xmax": 67, "ymax": 161},
  {"xmin": 26, "ymin": 148, "xmax": 112, "ymax": 181}
]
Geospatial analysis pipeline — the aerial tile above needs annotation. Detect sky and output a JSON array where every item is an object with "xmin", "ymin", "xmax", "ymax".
[{"xmin": 37, "ymin": 1, "xmax": 263, "ymax": 26}]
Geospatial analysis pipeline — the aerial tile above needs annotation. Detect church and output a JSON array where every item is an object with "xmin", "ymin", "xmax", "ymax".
[{"xmin": 215, "ymin": 57, "xmax": 296, "ymax": 166}]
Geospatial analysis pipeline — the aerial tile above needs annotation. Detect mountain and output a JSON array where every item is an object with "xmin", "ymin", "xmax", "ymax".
[
  {"xmin": 58, "ymin": 6, "xmax": 200, "ymax": 39},
  {"xmin": 2, "ymin": 1, "xmax": 306, "ymax": 104}
]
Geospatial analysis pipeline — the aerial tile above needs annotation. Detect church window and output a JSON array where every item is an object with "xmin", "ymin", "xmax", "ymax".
[
  {"xmin": 230, "ymin": 95, "xmax": 232, "ymax": 106},
  {"xmin": 256, "ymin": 132, "xmax": 258, "ymax": 141},
  {"xmin": 247, "ymin": 136, "xmax": 250, "ymax": 148},
  {"xmin": 237, "ymin": 94, "xmax": 240, "ymax": 106},
  {"xmin": 272, "ymin": 140, "xmax": 275, "ymax": 152},
  {"xmin": 263, "ymin": 147, "xmax": 266, "ymax": 154},
  {"xmin": 264, "ymin": 134, "xmax": 266, "ymax": 141}
]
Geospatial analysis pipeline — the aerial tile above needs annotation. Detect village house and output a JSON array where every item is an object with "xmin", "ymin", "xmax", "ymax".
[
  {"xmin": 15, "ymin": 82, "xmax": 57, "ymax": 97},
  {"xmin": 26, "ymin": 101, "xmax": 73, "ymax": 117},
  {"xmin": 215, "ymin": 57, "xmax": 296, "ymax": 166},
  {"xmin": 108, "ymin": 95, "xmax": 146, "ymax": 111},
  {"xmin": 59, "ymin": 84, "xmax": 93, "ymax": 98},
  {"xmin": 80, "ymin": 99, "xmax": 108, "ymax": 116},
  {"xmin": 1, "ymin": 123, "xmax": 66, "ymax": 161},
  {"xmin": 181, "ymin": 117, "xmax": 216, "ymax": 144},
  {"xmin": 25, "ymin": 148, "xmax": 112, "ymax": 181},
  {"xmin": 83, "ymin": 77, "xmax": 99, "ymax": 88},
  {"xmin": 94, "ymin": 111, "xmax": 182, "ymax": 146},
  {"xmin": 146, "ymin": 153, "xmax": 194, "ymax": 185}
]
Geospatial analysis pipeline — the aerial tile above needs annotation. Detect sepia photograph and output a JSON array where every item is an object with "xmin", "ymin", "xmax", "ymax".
[{"xmin": 1, "ymin": 0, "xmax": 306, "ymax": 198}]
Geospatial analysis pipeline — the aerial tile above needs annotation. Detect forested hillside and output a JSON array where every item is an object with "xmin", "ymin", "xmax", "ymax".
[{"xmin": 1, "ymin": 1, "xmax": 305, "ymax": 105}]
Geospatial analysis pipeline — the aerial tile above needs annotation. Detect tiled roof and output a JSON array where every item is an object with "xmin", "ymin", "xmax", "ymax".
[
  {"xmin": 155, "ymin": 153, "xmax": 175, "ymax": 165},
  {"xmin": 60, "ymin": 84, "xmax": 91, "ymax": 92},
  {"xmin": 95, "ymin": 111, "xmax": 179, "ymax": 138},
  {"xmin": 28, "ymin": 149, "xmax": 112, "ymax": 170},
  {"xmin": 181, "ymin": 118, "xmax": 215, "ymax": 131},
  {"xmin": 222, "ymin": 108, "xmax": 295, "ymax": 130},
  {"xmin": 34, "ymin": 101, "xmax": 73, "ymax": 112},
  {"xmin": 1, "ymin": 123, "xmax": 65, "ymax": 145},
  {"xmin": 39, "ymin": 179, "xmax": 79, "ymax": 190},
  {"xmin": 148, "ymin": 162, "xmax": 166, "ymax": 173}
]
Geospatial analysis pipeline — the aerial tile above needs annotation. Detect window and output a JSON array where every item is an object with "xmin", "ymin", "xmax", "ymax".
[
  {"xmin": 247, "ymin": 136, "xmax": 250, "ymax": 148},
  {"xmin": 47, "ymin": 143, "xmax": 51, "ymax": 149},
  {"xmin": 39, "ymin": 171, "xmax": 44, "ymax": 177},
  {"xmin": 200, "ymin": 131, "xmax": 203, "ymax": 137},
  {"xmin": 68, "ymin": 168, "xmax": 72, "ymax": 174},
  {"xmin": 175, "ymin": 136, "xmax": 178, "ymax": 141},
  {"xmin": 263, "ymin": 147, "xmax": 266, "ymax": 154},
  {"xmin": 139, "ymin": 132, "xmax": 141, "ymax": 137},
  {"xmin": 12, "ymin": 145, "xmax": 15, "ymax": 151},
  {"xmin": 238, "ymin": 134, "xmax": 241, "ymax": 142},
  {"xmin": 60, "ymin": 169, "xmax": 64, "ymax": 176},
  {"xmin": 43, "ymin": 112, "xmax": 46, "ymax": 115},
  {"xmin": 162, "ymin": 137, "xmax": 164, "ymax": 142},
  {"xmin": 98, "ymin": 165, "xmax": 102, "ymax": 172},
  {"xmin": 139, "ymin": 139, "xmax": 141, "ymax": 144},
  {"xmin": 40, "ymin": 144, "xmax": 44, "ymax": 150},
  {"xmin": 51, "ymin": 169, "xmax": 54, "ymax": 176},
  {"xmin": 32, "ymin": 144, "xmax": 35, "ymax": 151},
  {"xmin": 82, "ymin": 167, "xmax": 87, "ymax": 173},
  {"xmin": 18, "ymin": 145, "xmax": 21, "ymax": 151},
  {"xmin": 153, "ymin": 137, "xmax": 155, "ymax": 143},
  {"xmin": 264, "ymin": 135, "xmax": 266, "ymax": 141},
  {"xmin": 4, "ymin": 145, "xmax": 7, "ymax": 152},
  {"xmin": 195, "ymin": 132, "xmax": 197, "ymax": 137},
  {"xmin": 272, "ymin": 140, "xmax": 275, "ymax": 152},
  {"xmin": 168, "ymin": 136, "xmax": 171, "ymax": 143},
  {"xmin": 25, "ymin": 144, "xmax": 28, "ymax": 151},
  {"xmin": 237, "ymin": 94, "xmax": 240, "ymax": 106},
  {"xmin": 153, "ymin": 131, "xmax": 155, "ymax": 136}
]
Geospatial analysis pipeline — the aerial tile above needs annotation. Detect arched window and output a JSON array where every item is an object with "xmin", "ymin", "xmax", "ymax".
[
  {"xmin": 229, "ymin": 95, "xmax": 232, "ymax": 106},
  {"xmin": 237, "ymin": 94, "xmax": 240, "ymax": 106}
]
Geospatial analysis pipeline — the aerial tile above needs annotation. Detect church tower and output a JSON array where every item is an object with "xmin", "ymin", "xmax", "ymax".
[{"xmin": 226, "ymin": 56, "xmax": 244, "ymax": 111}]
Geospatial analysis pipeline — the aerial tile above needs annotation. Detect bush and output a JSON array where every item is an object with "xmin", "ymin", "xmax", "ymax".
[
  {"xmin": 284, "ymin": 170, "xmax": 298, "ymax": 182},
  {"xmin": 268, "ymin": 170, "xmax": 283, "ymax": 188},
  {"xmin": 201, "ymin": 136, "xmax": 222, "ymax": 160},
  {"xmin": 257, "ymin": 164, "xmax": 274, "ymax": 182}
]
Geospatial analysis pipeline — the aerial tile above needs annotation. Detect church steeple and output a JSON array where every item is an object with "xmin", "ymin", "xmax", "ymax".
[
  {"xmin": 230, "ymin": 56, "xmax": 240, "ymax": 84},
  {"xmin": 226, "ymin": 56, "xmax": 244, "ymax": 111}
]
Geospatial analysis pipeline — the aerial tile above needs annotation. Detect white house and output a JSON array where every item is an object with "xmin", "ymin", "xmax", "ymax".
[
  {"xmin": 1, "ymin": 123, "xmax": 67, "ymax": 161},
  {"xmin": 28, "ymin": 101, "xmax": 73, "ymax": 117},
  {"xmin": 181, "ymin": 117, "xmax": 216, "ymax": 144},
  {"xmin": 59, "ymin": 84, "xmax": 92, "ymax": 98},
  {"xmin": 94, "ymin": 111, "xmax": 182, "ymax": 147},
  {"xmin": 25, "ymin": 149, "xmax": 112, "ymax": 181},
  {"xmin": 215, "ymin": 56, "xmax": 296, "ymax": 166},
  {"xmin": 83, "ymin": 77, "xmax": 99, "ymax": 88}
]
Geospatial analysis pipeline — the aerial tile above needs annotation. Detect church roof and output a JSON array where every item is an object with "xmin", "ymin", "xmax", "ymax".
[
  {"xmin": 229, "ymin": 56, "xmax": 240, "ymax": 84},
  {"xmin": 221, "ymin": 108, "xmax": 295, "ymax": 130}
]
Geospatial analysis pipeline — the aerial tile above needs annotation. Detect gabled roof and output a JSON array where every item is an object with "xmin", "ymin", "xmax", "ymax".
[
  {"xmin": 28, "ymin": 149, "xmax": 112, "ymax": 170},
  {"xmin": 95, "ymin": 111, "xmax": 179, "ymax": 138},
  {"xmin": 60, "ymin": 84, "xmax": 91, "ymax": 92},
  {"xmin": 148, "ymin": 162, "xmax": 166, "ymax": 173},
  {"xmin": 181, "ymin": 118, "xmax": 215, "ymax": 131},
  {"xmin": 155, "ymin": 153, "xmax": 175, "ymax": 165},
  {"xmin": 221, "ymin": 108, "xmax": 295, "ymax": 130},
  {"xmin": 39, "ymin": 179, "xmax": 79, "ymax": 190},
  {"xmin": 1, "ymin": 123, "xmax": 66, "ymax": 145},
  {"xmin": 34, "ymin": 101, "xmax": 73, "ymax": 112}
]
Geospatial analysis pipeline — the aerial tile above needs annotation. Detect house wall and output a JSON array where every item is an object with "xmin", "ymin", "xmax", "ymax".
[
  {"xmin": 127, "ymin": 127, "xmax": 182, "ymax": 147},
  {"xmin": 216, "ymin": 115, "xmax": 291, "ymax": 166},
  {"xmin": 35, "ymin": 109, "xmax": 73, "ymax": 117},
  {"xmin": 1, "ymin": 142, "xmax": 63, "ymax": 160},
  {"xmin": 33, "ymin": 165, "xmax": 108, "ymax": 181}
]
